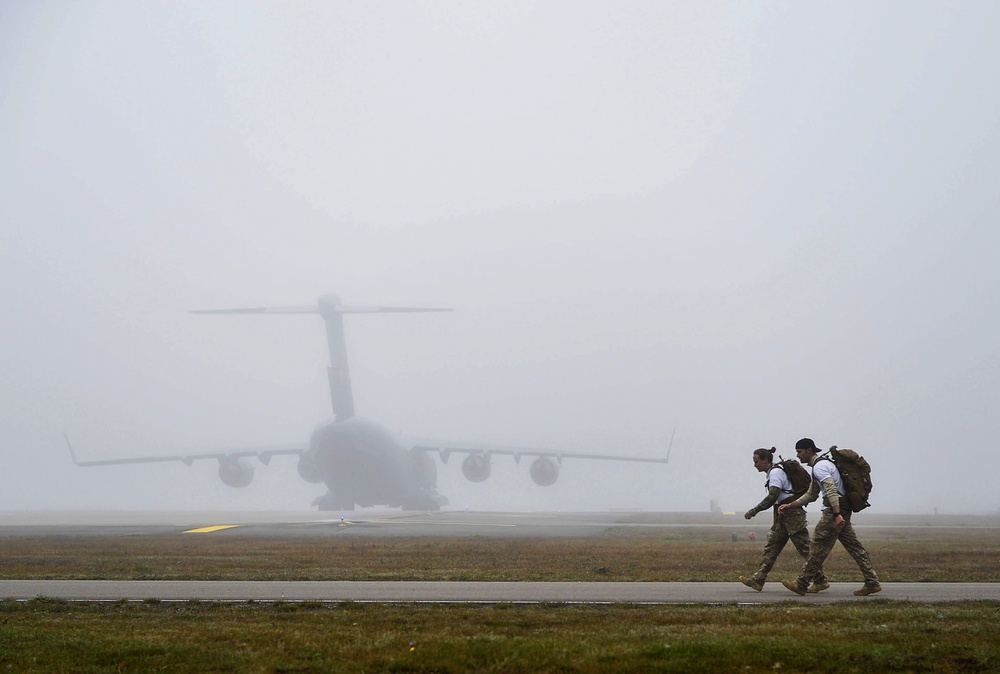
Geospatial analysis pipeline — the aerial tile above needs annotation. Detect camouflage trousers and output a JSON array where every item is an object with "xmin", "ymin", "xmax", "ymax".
[
  {"xmin": 753, "ymin": 506, "xmax": 824, "ymax": 584},
  {"xmin": 798, "ymin": 510, "xmax": 879, "ymax": 585}
]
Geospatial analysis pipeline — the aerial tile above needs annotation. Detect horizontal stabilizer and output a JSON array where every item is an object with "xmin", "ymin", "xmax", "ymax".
[
  {"xmin": 191, "ymin": 306, "xmax": 453, "ymax": 315},
  {"xmin": 190, "ymin": 306, "xmax": 317, "ymax": 315},
  {"xmin": 191, "ymin": 292, "xmax": 453, "ymax": 316}
]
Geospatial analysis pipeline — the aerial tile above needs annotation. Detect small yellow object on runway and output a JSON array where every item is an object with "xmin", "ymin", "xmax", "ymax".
[{"xmin": 183, "ymin": 525, "xmax": 241, "ymax": 533}]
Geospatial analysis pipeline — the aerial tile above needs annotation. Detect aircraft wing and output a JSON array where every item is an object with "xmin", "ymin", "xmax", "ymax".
[
  {"xmin": 408, "ymin": 430, "xmax": 673, "ymax": 465},
  {"xmin": 64, "ymin": 433, "xmax": 306, "ymax": 467}
]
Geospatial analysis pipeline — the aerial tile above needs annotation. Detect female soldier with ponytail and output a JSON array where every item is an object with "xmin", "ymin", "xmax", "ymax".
[{"xmin": 739, "ymin": 447, "xmax": 828, "ymax": 593}]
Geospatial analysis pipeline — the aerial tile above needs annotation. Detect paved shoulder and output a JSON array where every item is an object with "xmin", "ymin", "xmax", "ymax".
[{"xmin": 3, "ymin": 581, "xmax": 999, "ymax": 603}]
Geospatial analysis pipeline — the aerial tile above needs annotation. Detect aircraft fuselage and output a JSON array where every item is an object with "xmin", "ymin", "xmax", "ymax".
[{"xmin": 305, "ymin": 416, "xmax": 446, "ymax": 511}]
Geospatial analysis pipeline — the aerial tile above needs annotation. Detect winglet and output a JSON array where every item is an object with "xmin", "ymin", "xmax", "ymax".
[
  {"xmin": 64, "ymin": 432, "xmax": 82, "ymax": 465},
  {"xmin": 664, "ymin": 427, "xmax": 676, "ymax": 464}
]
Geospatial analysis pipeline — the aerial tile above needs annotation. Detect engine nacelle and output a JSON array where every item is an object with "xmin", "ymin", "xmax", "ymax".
[
  {"xmin": 297, "ymin": 455, "xmax": 324, "ymax": 484},
  {"xmin": 529, "ymin": 457, "xmax": 559, "ymax": 486},
  {"xmin": 461, "ymin": 453, "xmax": 491, "ymax": 482},
  {"xmin": 218, "ymin": 457, "xmax": 254, "ymax": 488}
]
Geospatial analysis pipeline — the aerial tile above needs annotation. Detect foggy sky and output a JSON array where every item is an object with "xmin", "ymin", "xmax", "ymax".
[{"xmin": 2, "ymin": 1, "xmax": 999, "ymax": 514}]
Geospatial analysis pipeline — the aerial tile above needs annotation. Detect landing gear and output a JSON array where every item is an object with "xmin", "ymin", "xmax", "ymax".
[
  {"xmin": 401, "ymin": 492, "xmax": 448, "ymax": 511},
  {"xmin": 402, "ymin": 499, "xmax": 442, "ymax": 512},
  {"xmin": 314, "ymin": 491, "xmax": 355, "ymax": 511}
]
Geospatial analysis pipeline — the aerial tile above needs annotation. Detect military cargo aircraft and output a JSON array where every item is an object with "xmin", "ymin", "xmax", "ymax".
[{"xmin": 67, "ymin": 293, "xmax": 671, "ymax": 510}]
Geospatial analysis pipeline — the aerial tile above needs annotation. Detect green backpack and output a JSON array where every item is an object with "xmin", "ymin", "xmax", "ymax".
[
  {"xmin": 775, "ymin": 454, "xmax": 811, "ymax": 499},
  {"xmin": 823, "ymin": 445, "xmax": 873, "ymax": 512}
]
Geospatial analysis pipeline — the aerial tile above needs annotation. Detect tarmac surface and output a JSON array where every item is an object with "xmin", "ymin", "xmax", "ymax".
[
  {"xmin": 5, "ymin": 508, "xmax": 1000, "ymax": 538},
  {"xmin": 3, "ymin": 579, "xmax": 999, "ymax": 604},
  {"xmin": 3, "ymin": 509, "xmax": 999, "ymax": 604}
]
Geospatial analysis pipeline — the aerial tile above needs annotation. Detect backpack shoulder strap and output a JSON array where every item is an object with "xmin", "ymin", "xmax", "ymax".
[{"xmin": 772, "ymin": 462, "xmax": 796, "ymax": 494}]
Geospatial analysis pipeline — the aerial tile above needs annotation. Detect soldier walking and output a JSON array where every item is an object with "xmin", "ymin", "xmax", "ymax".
[
  {"xmin": 740, "ymin": 447, "xmax": 827, "ymax": 592},
  {"xmin": 778, "ymin": 438, "xmax": 881, "ymax": 596}
]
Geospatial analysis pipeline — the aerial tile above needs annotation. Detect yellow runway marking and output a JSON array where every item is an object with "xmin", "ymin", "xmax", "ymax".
[{"xmin": 183, "ymin": 525, "xmax": 241, "ymax": 533}]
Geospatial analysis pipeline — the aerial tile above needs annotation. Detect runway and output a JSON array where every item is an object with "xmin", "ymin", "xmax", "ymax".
[
  {"xmin": 0, "ymin": 509, "xmax": 637, "ymax": 538},
  {"xmin": 3, "ymin": 580, "xmax": 999, "ymax": 604},
  {"xmin": 5, "ymin": 508, "xmax": 1000, "ymax": 538}
]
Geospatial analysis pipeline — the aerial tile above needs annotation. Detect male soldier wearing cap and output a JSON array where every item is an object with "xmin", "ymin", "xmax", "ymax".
[{"xmin": 778, "ymin": 437, "xmax": 882, "ymax": 596}]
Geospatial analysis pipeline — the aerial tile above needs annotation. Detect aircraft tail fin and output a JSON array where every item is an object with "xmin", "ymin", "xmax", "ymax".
[{"xmin": 191, "ymin": 294, "xmax": 452, "ymax": 421}]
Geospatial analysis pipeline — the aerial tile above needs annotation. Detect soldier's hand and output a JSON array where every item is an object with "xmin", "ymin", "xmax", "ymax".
[{"xmin": 744, "ymin": 510, "xmax": 754, "ymax": 520}]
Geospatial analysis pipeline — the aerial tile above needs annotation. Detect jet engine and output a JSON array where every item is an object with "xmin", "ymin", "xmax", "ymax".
[
  {"xmin": 218, "ymin": 457, "xmax": 254, "ymax": 488},
  {"xmin": 529, "ymin": 457, "xmax": 559, "ymax": 486},
  {"xmin": 461, "ymin": 453, "xmax": 491, "ymax": 482},
  {"xmin": 296, "ymin": 455, "xmax": 324, "ymax": 484}
]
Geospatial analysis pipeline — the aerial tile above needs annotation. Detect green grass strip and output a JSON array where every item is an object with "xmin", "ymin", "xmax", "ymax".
[{"xmin": 1, "ymin": 599, "xmax": 998, "ymax": 673}]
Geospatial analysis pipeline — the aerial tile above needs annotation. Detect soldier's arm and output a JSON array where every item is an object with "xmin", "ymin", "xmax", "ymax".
[
  {"xmin": 820, "ymin": 477, "xmax": 841, "ymax": 513},
  {"xmin": 747, "ymin": 486, "xmax": 782, "ymax": 518},
  {"xmin": 794, "ymin": 478, "xmax": 820, "ymax": 507}
]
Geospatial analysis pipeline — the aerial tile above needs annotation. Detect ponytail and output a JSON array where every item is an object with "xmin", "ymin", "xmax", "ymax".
[{"xmin": 753, "ymin": 446, "xmax": 776, "ymax": 464}]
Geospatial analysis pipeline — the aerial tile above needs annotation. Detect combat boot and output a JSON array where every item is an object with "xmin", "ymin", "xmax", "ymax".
[
  {"xmin": 853, "ymin": 582, "xmax": 882, "ymax": 596},
  {"xmin": 807, "ymin": 580, "xmax": 830, "ymax": 593},
  {"xmin": 781, "ymin": 579, "xmax": 807, "ymax": 596},
  {"xmin": 739, "ymin": 576, "xmax": 763, "ymax": 592}
]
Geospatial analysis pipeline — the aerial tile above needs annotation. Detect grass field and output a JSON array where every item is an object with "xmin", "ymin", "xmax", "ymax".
[
  {"xmin": 3, "ymin": 598, "xmax": 999, "ymax": 672},
  {"xmin": 2, "ymin": 521, "xmax": 999, "ymax": 671},
  {"xmin": 2, "ymin": 526, "xmax": 999, "ymax": 582}
]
